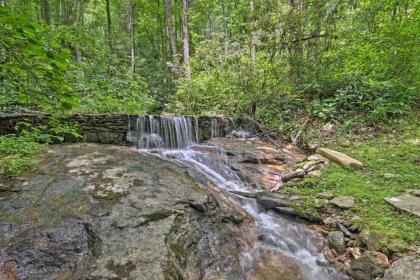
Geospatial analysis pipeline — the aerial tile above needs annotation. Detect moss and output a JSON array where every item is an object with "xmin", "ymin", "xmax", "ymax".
[
  {"xmin": 169, "ymin": 242, "xmax": 185, "ymax": 262},
  {"xmin": 282, "ymin": 117, "xmax": 420, "ymax": 245}
]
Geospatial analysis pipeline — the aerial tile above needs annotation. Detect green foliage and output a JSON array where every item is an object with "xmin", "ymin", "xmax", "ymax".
[
  {"xmin": 0, "ymin": 6, "xmax": 77, "ymax": 113},
  {"xmin": 281, "ymin": 118, "xmax": 420, "ymax": 244},
  {"xmin": 0, "ymin": 135, "xmax": 44, "ymax": 180},
  {"xmin": 68, "ymin": 69, "xmax": 156, "ymax": 114}
]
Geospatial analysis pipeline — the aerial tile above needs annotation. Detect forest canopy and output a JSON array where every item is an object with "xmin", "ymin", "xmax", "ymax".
[{"xmin": 0, "ymin": 0, "xmax": 419, "ymax": 128}]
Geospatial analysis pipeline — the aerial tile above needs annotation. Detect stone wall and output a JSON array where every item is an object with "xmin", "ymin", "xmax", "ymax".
[{"xmin": 0, "ymin": 113, "xmax": 238, "ymax": 145}]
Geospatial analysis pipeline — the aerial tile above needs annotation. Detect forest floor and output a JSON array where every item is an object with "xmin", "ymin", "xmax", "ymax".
[{"xmin": 281, "ymin": 116, "xmax": 420, "ymax": 251}]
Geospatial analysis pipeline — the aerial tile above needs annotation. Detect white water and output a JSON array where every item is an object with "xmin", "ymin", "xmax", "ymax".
[{"xmin": 132, "ymin": 116, "xmax": 346, "ymax": 279}]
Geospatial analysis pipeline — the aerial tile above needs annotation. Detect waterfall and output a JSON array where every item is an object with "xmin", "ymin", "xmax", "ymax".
[
  {"xmin": 133, "ymin": 116, "xmax": 197, "ymax": 149},
  {"xmin": 211, "ymin": 118, "xmax": 221, "ymax": 138},
  {"xmin": 129, "ymin": 115, "xmax": 237, "ymax": 149}
]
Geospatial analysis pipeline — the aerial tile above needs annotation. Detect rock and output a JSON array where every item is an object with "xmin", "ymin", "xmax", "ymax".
[
  {"xmin": 0, "ymin": 144, "xmax": 249, "ymax": 279},
  {"xmin": 406, "ymin": 189, "xmax": 420, "ymax": 197},
  {"xmin": 384, "ymin": 194, "xmax": 420, "ymax": 218},
  {"xmin": 281, "ymin": 169, "xmax": 306, "ymax": 182},
  {"xmin": 307, "ymin": 154, "xmax": 328, "ymax": 163},
  {"xmin": 316, "ymin": 148, "xmax": 363, "ymax": 168},
  {"xmin": 249, "ymin": 248, "xmax": 303, "ymax": 280},
  {"xmin": 384, "ymin": 256, "xmax": 420, "ymax": 280},
  {"xmin": 383, "ymin": 173, "xmax": 395, "ymax": 179},
  {"xmin": 330, "ymin": 196, "xmax": 355, "ymax": 209},
  {"xmin": 357, "ymin": 230, "xmax": 387, "ymax": 253},
  {"xmin": 314, "ymin": 199, "xmax": 328, "ymax": 208},
  {"xmin": 350, "ymin": 251, "xmax": 388, "ymax": 280},
  {"xmin": 386, "ymin": 240, "xmax": 408, "ymax": 254},
  {"xmin": 231, "ymin": 191, "xmax": 291, "ymax": 209},
  {"xmin": 348, "ymin": 247, "xmax": 362, "ymax": 259},
  {"xmin": 307, "ymin": 170, "xmax": 322, "ymax": 177},
  {"xmin": 317, "ymin": 192, "xmax": 334, "ymax": 200},
  {"xmin": 327, "ymin": 231, "xmax": 346, "ymax": 254}
]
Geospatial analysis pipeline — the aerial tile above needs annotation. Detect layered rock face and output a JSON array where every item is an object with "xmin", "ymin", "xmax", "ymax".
[{"xmin": 0, "ymin": 144, "xmax": 250, "ymax": 280}]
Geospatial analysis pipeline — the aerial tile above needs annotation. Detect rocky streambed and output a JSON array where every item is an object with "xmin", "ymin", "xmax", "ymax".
[{"xmin": 3, "ymin": 131, "xmax": 414, "ymax": 280}]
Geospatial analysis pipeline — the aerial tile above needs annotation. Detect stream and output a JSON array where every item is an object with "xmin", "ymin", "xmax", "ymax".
[{"xmin": 133, "ymin": 116, "xmax": 347, "ymax": 279}]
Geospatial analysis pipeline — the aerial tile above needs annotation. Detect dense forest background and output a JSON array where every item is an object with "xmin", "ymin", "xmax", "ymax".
[{"xmin": 0, "ymin": 0, "xmax": 419, "ymax": 132}]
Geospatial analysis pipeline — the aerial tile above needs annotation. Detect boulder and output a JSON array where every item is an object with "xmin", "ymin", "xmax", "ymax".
[
  {"xmin": 0, "ymin": 143, "xmax": 250, "ymax": 279},
  {"xmin": 384, "ymin": 256, "xmax": 420, "ymax": 280},
  {"xmin": 327, "ymin": 231, "xmax": 346, "ymax": 254},
  {"xmin": 350, "ymin": 251, "xmax": 388, "ymax": 280},
  {"xmin": 330, "ymin": 196, "xmax": 355, "ymax": 209},
  {"xmin": 316, "ymin": 148, "xmax": 363, "ymax": 168}
]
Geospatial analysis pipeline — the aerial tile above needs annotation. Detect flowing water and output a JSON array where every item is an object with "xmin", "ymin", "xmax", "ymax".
[{"xmin": 132, "ymin": 116, "xmax": 346, "ymax": 279}]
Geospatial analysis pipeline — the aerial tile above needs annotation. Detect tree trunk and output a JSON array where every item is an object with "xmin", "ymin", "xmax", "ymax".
[
  {"xmin": 63, "ymin": 0, "xmax": 69, "ymax": 25},
  {"xmin": 105, "ymin": 0, "xmax": 113, "ymax": 76},
  {"xmin": 105, "ymin": 0, "xmax": 112, "ymax": 53},
  {"xmin": 40, "ymin": 0, "xmax": 50, "ymax": 24},
  {"xmin": 181, "ymin": 0, "xmax": 190, "ymax": 78},
  {"xmin": 165, "ymin": 0, "xmax": 178, "ymax": 65},
  {"xmin": 125, "ymin": 0, "xmax": 135, "ymax": 77},
  {"xmin": 249, "ymin": 0, "xmax": 256, "ymax": 63}
]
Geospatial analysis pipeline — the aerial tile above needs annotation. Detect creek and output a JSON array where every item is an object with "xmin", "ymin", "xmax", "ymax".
[{"xmin": 132, "ymin": 116, "xmax": 346, "ymax": 280}]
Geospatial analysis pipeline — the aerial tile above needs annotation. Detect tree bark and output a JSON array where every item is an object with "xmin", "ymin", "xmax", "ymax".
[
  {"xmin": 105, "ymin": 0, "xmax": 112, "ymax": 53},
  {"xmin": 105, "ymin": 0, "xmax": 113, "ymax": 76},
  {"xmin": 40, "ymin": 0, "xmax": 50, "ymax": 25},
  {"xmin": 125, "ymin": 0, "xmax": 135, "ymax": 77},
  {"xmin": 165, "ymin": 0, "xmax": 178, "ymax": 65},
  {"xmin": 249, "ymin": 0, "xmax": 256, "ymax": 63},
  {"xmin": 181, "ymin": 0, "xmax": 190, "ymax": 78}
]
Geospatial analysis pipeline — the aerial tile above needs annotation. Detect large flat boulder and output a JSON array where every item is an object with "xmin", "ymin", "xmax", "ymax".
[
  {"xmin": 0, "ymin": 143, "xmax": 251, "ymax": 280},
  {"xmin": 316, "ymin": 148, "xmax": 363, "ymax": 168},
  {"xmin": 385, "ymin": 194, "xmax": 420, "ymax": 217}
]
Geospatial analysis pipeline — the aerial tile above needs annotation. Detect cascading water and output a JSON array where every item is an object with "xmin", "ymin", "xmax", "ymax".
[
  {"xmin": 134, "ymin": 116, "xmax": 197, "ymax": 148},
  {"xmin": 133, "ymin": 116, "xmax": 346, "ymax": 280}
]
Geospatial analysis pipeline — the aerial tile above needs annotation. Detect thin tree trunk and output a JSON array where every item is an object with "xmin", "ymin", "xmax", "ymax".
[
  {"xmin": 105, "ymin": 0, "xmax": 113, "ymax": 76},
  {"xmin": 181, "ymin": 0, "xmax": 190, "ymax": 78},
  {"xmin": 125, "ymin": 0, "xmax": 135, "ymax": 77},
  {"xmin": 105, "ymin": 0, "xmax": 112, "ymax": 53},
  {"xmin": 40, "ymin": 0, "xmax": 50, "ymax": 24},
  {"xmin": 63, "ymin": 0, "xmax": 69, "ymax": 25},
  {"xmin": 249, "ymin": 0, "xmax": 256, "ymax": 63},
  {"xmin": 165, "ymin": 0, "xmax": 178, "ymax": 65}
]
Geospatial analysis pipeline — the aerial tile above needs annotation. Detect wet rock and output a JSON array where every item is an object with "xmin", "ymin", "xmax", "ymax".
[
  {"xmin": 330, "ymin": 196, "xmax": 355, "ymax": 209},
  {"xmin": 317, "ymin": 192, "xmax": 334, "ymax": 200},
  {"xmin": 350, "ymin": 251, "xmax": 388, "ymax": 280},
  {"xmin": 385, "ymin": 194, "xmax": 420, "ymax": 217},
  {"xmin": 327, "ymin": 231, "xmax": 346, "ymax": 254},
  {"xmin": 316, "ymin": 148, "xmax": 363, "ymax": 168},
  {"xmin": 249, "ymin": 248, "xmax": 303, "ymax": 280},
  {"xmin": 231, "ymin": 191, "xmax": 291, "ymax": 208},
  {"xmin": 384, "ymin": 256, "xmax": 420, "ymax": 280},
  {"xmin": 0, "ymin": 144, "xmax": 249, "ymax": 279}
]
